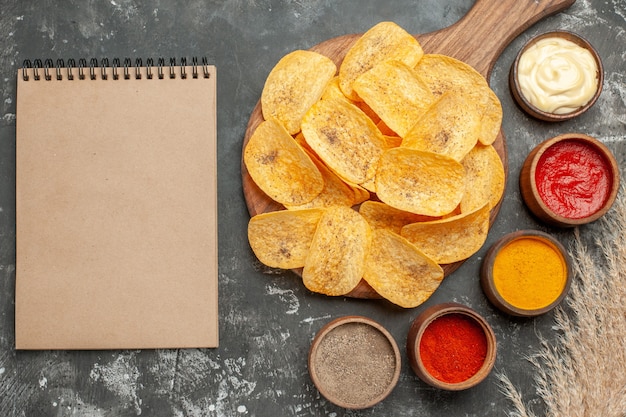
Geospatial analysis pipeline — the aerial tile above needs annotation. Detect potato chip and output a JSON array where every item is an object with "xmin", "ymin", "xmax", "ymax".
[
  {"xmin": 460, "ymin": 144, "xmax": 505, "ymax": 213},
  {"xmin": 246, "ymin": 22, "xmax": 506, "ymax": 304},
  {"xmin": 376, "ymin": 148, "xmax": 465, "ymax": 216},
  {"xmin": 244, "ymin": 118, "xmax": 324, "ymax": 206},
  {"xmin": 360, "ymin": 176, "xmax": 377, "ymax": 193},
  {"xmin": 401, "ymin": 92, "xmax": 481, "ymax": 161},
  {"xmin": 344, "ymin": 181, "xmax": 371, "ymax": 205},
  {"xmin": 401, "ymin": 203, "xmax": 490, "ymax": 264},
  {"xmin": 414, "ymin": 54, "xmax": 483, "ymax": 96},
  {"xmin": 413, "ymin": 54, "xmax": 502, "ymax": 146},
  {"xmin": 262, "ymin": 50, "xmax": 337, "ymax": 135},
  {"xmin": 339, "ymin": 21, "xmax": 424, "ymax": 101},
  {"xmin": 293, "ymin": 131, "xmax": 317, "ymax": 156},
  {"xmin": 353, "ymin": 60, "xmax": 435, "ymax": 138},
  {"xmin": 359, "ymin": 201, "xmax": 436, "ymax": 234},
  {"xmin": 323, "ymin": 176, "xmax": 371, "ymax": 204},
  {"xmin": 322, "ymin": 77, "xmax": 382, "ymax": 126},
  {"xmin": 356, "ymin": 135, "xmax": 409, "ymax": 194},
  {"xmin": 377, "ymin": 119, "xmax": 398, "ymax": 136},
  {"xmin": 321, "ymin": 76, "xmax": 349, "ymax": 102},
  {"xmin": 248, "ymin": 208, "xmax": 324, "ymax": 269},
  {"xmin": 301, "ymin": 98, "xmax": 388, "ymax": 185},
  {"xmin": 479, "ymin": 88, "xmax": 503, "ymax": 146},
  {"xmin": 355, "ymin": 100, "xmax": 381, "ymax": 124},
  {"xmin": 302, "ymin": 206, "xmax": 372, "ymax": 296},
  {"xmin": 284, "ymin": 150, "xmax": 357, "ymax": 210},
  {"xmin": 440, "ymin": 204, "xmax": 462, "ymax": 219},
  {"xmin": 363, "ymin": 229, "xmax": 444, "ymax": 308},
  {"xmin": 383, "ymin": 135, "xmax": 403, "ymax": 148}
]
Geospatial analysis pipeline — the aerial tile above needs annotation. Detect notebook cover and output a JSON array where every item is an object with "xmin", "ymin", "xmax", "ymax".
[{"xmin": 15, "ymin": 62, "xmax": 218, "ymax": 349}]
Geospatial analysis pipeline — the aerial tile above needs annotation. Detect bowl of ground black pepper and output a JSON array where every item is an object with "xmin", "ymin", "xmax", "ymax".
[
  {"xmin": 406, "ymin": 303, "xmax": 497, "ymax": 390},
  {"xmin": 308, "ymin": 315, "xmax": 401, "ymax": 409}
]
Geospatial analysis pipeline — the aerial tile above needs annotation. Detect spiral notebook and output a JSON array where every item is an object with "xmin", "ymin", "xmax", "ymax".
[{"xmin": 15, "ymin": 57, "xmax": 218, "ymax": 350}]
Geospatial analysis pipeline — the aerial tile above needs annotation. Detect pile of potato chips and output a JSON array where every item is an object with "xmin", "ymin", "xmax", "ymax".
[{"xmin": 244, "ymin": 21, "xmax": 505, "ymax": 308}]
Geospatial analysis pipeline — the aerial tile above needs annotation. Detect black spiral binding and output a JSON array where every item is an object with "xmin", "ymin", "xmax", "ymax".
[{"xmin": 21, "ymin": 57, "xmax": 211, "ymax": 81}]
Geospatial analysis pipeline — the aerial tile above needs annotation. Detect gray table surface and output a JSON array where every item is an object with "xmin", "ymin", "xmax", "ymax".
[{"xmin": 1, "ymin": 0, "xmax": 625, "ymax": 416}]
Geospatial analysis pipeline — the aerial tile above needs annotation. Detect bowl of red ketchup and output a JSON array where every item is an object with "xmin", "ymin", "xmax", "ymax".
[{"xmin": 520, "ymin": 133, "xmax": 620, "ymax": 227}]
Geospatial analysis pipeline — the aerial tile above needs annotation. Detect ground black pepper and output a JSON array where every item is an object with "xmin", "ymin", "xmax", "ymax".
[{"xmin": 312, "ymin": 322, "xmax": 397, "ymax": 407}]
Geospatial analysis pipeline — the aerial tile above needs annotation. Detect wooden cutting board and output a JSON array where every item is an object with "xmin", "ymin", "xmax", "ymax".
[{"xmin": 242, "ymin": 0, "xmax": 575, "ymax": 298}]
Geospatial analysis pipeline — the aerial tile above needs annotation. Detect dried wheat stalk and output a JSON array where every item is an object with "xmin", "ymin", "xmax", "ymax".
[{"xmin": 499, "ymin": 189, "xmax": 626, "ymax": 417}]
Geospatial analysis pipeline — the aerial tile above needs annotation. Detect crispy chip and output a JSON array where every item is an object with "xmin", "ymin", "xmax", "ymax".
[
  {"xmin": 353, "ymin": 60, "xmax": 435, "ymax": 138},
  {"xmin": 401, "ymin": 203, "xmax": 490, "ymax": 264},
  {"xmin": 284, "ymin": 150, "xmax": 357, "ymax": 210},
  {"xmin": 359, "ymin": 201, "xmax": 436, "ymax": 234},
  {"xmin": 262, "ymin": 50, "xmax": 337, "ymax": 135},
  {"xmin": 321, "ymin": 76, "xmax": 349, "ymax": 102},
  {"xmin": 376, "ymin": 148, "xmax": 465, "ymax": 216},
  {"xmin": 303, "ymin": 206, "xmax": 372, "ymax": 296},
  {"xmin": 460, "ymin": 144, "xmax": 505, "ymax": 213},
  {"xmin": 356, "ymin": 134, "xmax": 409, "ymax": 194},
  {"xmin": 363, "ymin": 229, "xmax": 444, "ymax": 308},
  {"xmin": 349, "ymin": 183, "xmax": 371, "ymax": 205},
  {"xmin": 377, "ymin": 119, "xmax": 398, "ymax": 136},
  {"xmin": 248, "ymin": 208, "xmax": 324, "ymax": 269},
  {"xmin": 322, "ymin": 77, "xmax": 381, "ymax": 123},
  {"xmin": 355, "ymin": 100, "xmax": 381, "ymax": 124},
  {"xmin": 401, "ymin": 92, "xmax": 481, "ymax": 161},
  {"xmin": 440, "ymin": 204, "xmax": 462, "ymax": 219},
  {"xmin": 247, "ymin": 22, "xmax": 505, "ymax": 305},
  {"xmin": 326, "ymin": 176, "xmax": 371, "ymax": 204},
  {"xmin": 383, "ymin": 135, "xmax": 403, "ymax": 148},
  {"xmin": 339, "ymin": 21, "xmax": 424, "ymax": 101},
  {"xmin": 414, "ymin": 54, "xmax": 484, "ymax": 96},
  {"xmin": 301, "ymin": 98, "xmax": 388, "ymax": 184},
  {"xmin": 344, "ymin": 181, "xmax": 371, "ymax": 204},
  {"xmin": 360, "ymin": 176, "xmax": 377, "ymax": 193},
  {"xmin": 244, "ymin": 118, "xmax": 323, "ymax": 205},
  {"xmin": 293, "ymin": 131, "xmax": 317, "ymax": 156},
  {"xmin": 479, "ymin": 88, "xmax": 503, "ymax": 146},
  {"xmin": 413, "ymin": 54, "xmax": 502, "ymax": 146}
]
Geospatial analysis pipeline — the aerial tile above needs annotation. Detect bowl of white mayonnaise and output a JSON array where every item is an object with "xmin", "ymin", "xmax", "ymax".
[{"xmin": 509, "ymin": 31, "xmax": 603, "ymax": 122}]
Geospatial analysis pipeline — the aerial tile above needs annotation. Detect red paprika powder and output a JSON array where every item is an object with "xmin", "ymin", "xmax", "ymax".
[
  {"xmin": 419, "ymin": 313, "xmax": 488, "ymax": 384},
  {"xmin": 535, "ymin": 139, "xmax": 612, "ymax": 219}
]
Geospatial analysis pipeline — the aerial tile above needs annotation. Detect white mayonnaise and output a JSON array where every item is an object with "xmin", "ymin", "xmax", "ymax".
[{"xmin": 517, "ymin": 37, "xmax": 598, "ymax": 114}]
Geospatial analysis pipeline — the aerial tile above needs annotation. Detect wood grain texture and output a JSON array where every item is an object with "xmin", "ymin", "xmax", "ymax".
[{"xmin": 241, "ymin": 0, "xmax": 576, "ymax": 299}]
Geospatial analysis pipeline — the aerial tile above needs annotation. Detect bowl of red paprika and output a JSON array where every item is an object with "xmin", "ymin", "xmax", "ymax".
[
  {"xmin": 406, "ymin": 303, "xmax": 497, "ymax": 391},
  {"xmin": 520, "ymin": 133, "xmax": 620, "ymax": 227}
]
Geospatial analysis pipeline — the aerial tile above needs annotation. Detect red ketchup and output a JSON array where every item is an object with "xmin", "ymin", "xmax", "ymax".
[{"xmin": 535, "ymin": 139, "xmax": 612, "ymax": 219}]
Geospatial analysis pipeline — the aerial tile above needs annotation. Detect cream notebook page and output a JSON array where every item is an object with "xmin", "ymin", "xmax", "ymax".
[{"xmin": 15, "ymin": 59, "xmax": 218, "ymax": 349}]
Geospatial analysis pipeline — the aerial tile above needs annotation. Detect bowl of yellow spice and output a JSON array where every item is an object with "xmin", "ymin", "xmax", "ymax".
[{"xmin": 480, "ymin": 230, "xmax": 572, "ymax": 317}]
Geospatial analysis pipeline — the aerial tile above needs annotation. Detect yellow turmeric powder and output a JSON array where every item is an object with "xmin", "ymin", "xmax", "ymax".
[{"xmin": 492, "ymin": 237, "xmax": 567, "ymax": 310}]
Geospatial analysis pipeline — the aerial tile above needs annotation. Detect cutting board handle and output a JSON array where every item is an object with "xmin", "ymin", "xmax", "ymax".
[{"xmin": 418, "ymin": 0, "xmax": 576, "ymax": 78}]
